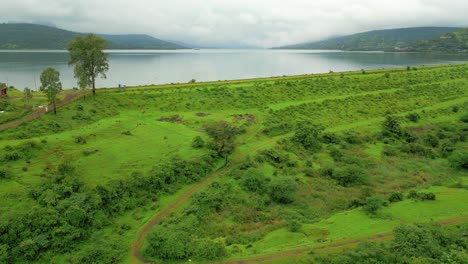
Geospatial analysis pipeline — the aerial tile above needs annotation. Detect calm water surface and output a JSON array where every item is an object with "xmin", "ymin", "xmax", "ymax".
[{"xmin": 0, "ymin": 49, "xmax": 467, "ymax": 89}]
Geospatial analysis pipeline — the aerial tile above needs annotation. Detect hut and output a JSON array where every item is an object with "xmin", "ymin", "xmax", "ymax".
[{"xmin": 0, "ymin": 87, "xmax": 6, "ymax": 97}]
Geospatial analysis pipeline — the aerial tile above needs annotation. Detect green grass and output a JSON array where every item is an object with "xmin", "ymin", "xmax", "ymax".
[
  {"xmin": 227, "ymin": 185, "xmax": 468, "ymax": 258},
  {"xmin": 0, "ymin": 63, "xmax": 467, "ymax": 264}
]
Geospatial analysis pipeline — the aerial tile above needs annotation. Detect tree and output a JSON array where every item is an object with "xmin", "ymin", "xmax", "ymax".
[
  {"xmin": 292, "ymin": 122, "xmax": 323, "ymax": 151},
  {"xmin": 23, "ymin": 87, "xmax": 33, "ymax": 105},
  {"xmin": 39, "ymin": 67, "xmax": 62, "ymax": 115},
  {"xmin": 205, "ymin": 121, "xmax": 238, "ymax": 161},
  {"xmin": 382, "ymin": 115, "xmax": 402, "ymax": 137},
  {"xmin": 68, "ymin": 34, "xmax": 109, "ymax": 95},
  {"xmin": 269, "ymin": 177, "xmax": 297, "ymax": 204}
]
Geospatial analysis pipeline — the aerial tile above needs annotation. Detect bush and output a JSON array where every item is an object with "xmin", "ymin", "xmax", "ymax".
[
  {"xmin": 382, "ymin": 116, "xmax": 402, "ymax": 137},
  {"xmin": 449, "ymin": 151, "xmax": 468, "ymax": 169},
  {"xmin": 407, "ymin": 190, "xmax": 436, "ymax": 201},
  {"xmin": 460, "ymin": 114, "xmax": 468, "ymax": 123},
  {"xmin": 400, "ymin": 143, "xmax": 437, "ymax": 158},
  {"xmin": 292, "ymin": 122, "xmax": 323, "ymax": 151},
  {"xmin": 406, "ymin": 113, "xmax": 420, "ymax": 122},
  {"xmin": 330, "ymin": 165, "xmax": 368, "ymax": 187},
  {"xmin": 286, "ymin": 219, "xmax": 302, "ymax": 232},
  {"xmin": 424, "ymin": 134, "xmax": 439, "ymax": 148},
  {"xmin": 121, "ymin": 130, "xmax": 132, "ymax": 136},
  {"xmin": 240, "ymin": 168, "xmax": 268, "ymax": 193},
  {"xmin": 0, "ymin": 169, "xmax": 13, "ymax": 179},
  {"xmin": 191, "ymin": 136, "xmax": 205, "ymax": 148},
  {"xmin": 363, "ymin": 196, "xmax": 385, "ymax": 215},
  {"xmin": 269, "ymin": 177, "xmax": 297, "ymax": 204},
  {"xmin": 388, "ymin": 192, "xmax": 404, "ymax": 203},
  {"xmin": 74, "ymin": 136, "xmax": 87, "ymax": 145}
]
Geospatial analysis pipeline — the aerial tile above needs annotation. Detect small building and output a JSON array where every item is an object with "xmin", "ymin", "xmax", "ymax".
[{"xmin": 0, "ymin": 87, "xmax": 7, "ymax": 97}]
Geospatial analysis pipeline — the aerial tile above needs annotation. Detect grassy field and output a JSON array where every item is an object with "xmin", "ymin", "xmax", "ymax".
[{"xmin": 0, "ymin": 64, "xmax": 467, "ymax": 264}]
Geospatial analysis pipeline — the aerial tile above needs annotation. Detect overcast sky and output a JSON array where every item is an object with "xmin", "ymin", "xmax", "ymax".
[{"xmin": 1, "ymin": 0, "xmax": 467, "ymax": 48}]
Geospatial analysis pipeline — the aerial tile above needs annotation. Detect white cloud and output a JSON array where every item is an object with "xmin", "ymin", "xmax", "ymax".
[{"xmin": 1, "ymin": 0, "xmax": 467, "ymax": 47}]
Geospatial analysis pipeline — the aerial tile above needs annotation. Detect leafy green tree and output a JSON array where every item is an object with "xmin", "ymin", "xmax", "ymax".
[
  {"xmin": 363, "ymin": 196, "xmax": 385, "ymax": 215},
  {"xmin": 205, "ymin": 121, "xmax": 238, "ymax": 161},
  {"xmin": 240, "ymin": 168, "xmax": 268, "ymax": 193},
  {"xmin": 269, "ymin": 176, "xmax": 297, "ymax": 204},
  {"xmin": 23, "ymin": 87, "xmax": 33, "ymax": 105},
  {"xmin": 448, "ymin": 151, "xmax": 468, "ymax": 169},
  {"xmin": 293, "ymin": 122, "xmax": 323, "ymax": 151},
  {"xmin": 382, "ymin": 115, "xmax": 402, "ymax": 137},
  {"xmin": 39, "ymin": 67, "xmax": 62, "ymax": 115},
  {"xmin": 68, "ymin": 34, "xmax": 109, "ymax": 95},
  {"xmin": 191, "ymin": 136, "xmax": 205, "ymax": 148}
]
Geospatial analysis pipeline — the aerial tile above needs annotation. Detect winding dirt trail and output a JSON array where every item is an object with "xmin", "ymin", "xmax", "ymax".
[
  {"xmin": 130, "ymin": 127, "xmax": 284, "ymax": 263},
  {"xmin": 0, "ymin": 91, "xmax": 84, "ymax": 131},
  {"xmin": 214, "ymin": 216, "xmax": 468, "ymax": 264}
]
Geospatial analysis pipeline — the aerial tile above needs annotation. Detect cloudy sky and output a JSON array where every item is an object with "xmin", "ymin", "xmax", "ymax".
[{"xmin": 1, "ymin": 0, "xmax": 467, "ymax": 48}]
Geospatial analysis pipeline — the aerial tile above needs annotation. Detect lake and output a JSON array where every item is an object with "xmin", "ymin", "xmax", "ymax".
[{"xmin": 0, "ymin": 49, "xmax": 467, "ymax": 89}]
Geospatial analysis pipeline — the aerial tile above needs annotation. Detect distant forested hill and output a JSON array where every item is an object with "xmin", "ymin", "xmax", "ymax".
[
  {"xmin": 405, "ymin": 28, "xmax": 468, "ymax": 53},
  {"xmin": 276, "ymin": 27, "xmax": 462, "ymax": 51},
  {"xmin": 0, "ymin": 23, "xmax": 187, "ymax": 50}
]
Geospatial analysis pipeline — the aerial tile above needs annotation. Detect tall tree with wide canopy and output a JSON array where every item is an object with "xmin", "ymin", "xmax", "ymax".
[
  {"xmin": 39, "ymin": 67, "xmax": 62, "ymax": 115},
  {"xmin": 67, "ymin": 34, "xmax": 109, "ymax": 95}
]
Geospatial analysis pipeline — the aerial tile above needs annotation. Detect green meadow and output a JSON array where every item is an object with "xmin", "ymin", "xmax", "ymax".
[{"xmin": 0, "ymin": 64, "xmax": 467, "ymax": 264}]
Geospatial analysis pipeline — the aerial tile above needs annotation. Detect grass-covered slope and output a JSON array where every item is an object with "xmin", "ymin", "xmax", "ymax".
[
  {"xmin": 277, "ymin": 27, "xmax": 461, "ymax": 51},
  {"xmin": 0, "ymin": 64, "xmax": 467, "ymax": 264},
  {"xmin": 0, "ymin": 23, "xmax": 186, "ymax": 49}
]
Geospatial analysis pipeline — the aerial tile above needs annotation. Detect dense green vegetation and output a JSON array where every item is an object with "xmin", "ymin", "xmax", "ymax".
[
  {"xmin": 407, "ymin": 28, "xmax": 468, "ymax": 53},
  {"xmin": 277, "ymin": 27, "xmax": 464, "ymax": 52},
  {"xmin": 0, "ymin": 23, "xmax": 186, "ymax": 50},
  {"xmin": 0, "ymin": 64, "xmax": 467, "ymax": 263}
]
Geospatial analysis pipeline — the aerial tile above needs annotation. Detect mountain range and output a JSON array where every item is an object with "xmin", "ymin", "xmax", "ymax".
[
  {"xmin": 0, "ymin": 23, "xmax": 187, "ymax": 50},
  {"xmin": 276, "ymin": 27, "xmax": 467, "ymax": 52}
]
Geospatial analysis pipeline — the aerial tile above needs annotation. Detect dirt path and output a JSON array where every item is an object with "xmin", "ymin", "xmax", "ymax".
[
  {"xmin": 214, "ymin": 216, "xmax": 468, "ymax": 264},
  {"xmin": 130, "ymin": 120, "xmax": 284, "ymax": 263},
  {"xmin": 0, "ymin": 92, "xmax": 84, "ymax": 131}
]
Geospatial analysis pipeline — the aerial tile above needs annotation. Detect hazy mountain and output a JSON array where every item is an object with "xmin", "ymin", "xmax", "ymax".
[
  {"xmin": 0, "ymin": 23, "xmax": 187, "ymax": 50},
  {"xmin": 275, "ymin": 27, "xmax": 462, "ymax": 51}
]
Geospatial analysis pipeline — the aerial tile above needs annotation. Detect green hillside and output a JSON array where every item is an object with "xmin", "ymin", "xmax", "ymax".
[
  {"xmin": 405, "ymin": 28, "xmax": 468, "ymax": 53},
  {"xmin": 0, "ymin": 64, "xmax": 467, "ymax": 264},
  {"xmin": 278, "ymin": 27, "xmax": 461, "ymax": 51},
  {"xmin": 0, "ymin": 23, "xmax": 186, "ymax": 50}
]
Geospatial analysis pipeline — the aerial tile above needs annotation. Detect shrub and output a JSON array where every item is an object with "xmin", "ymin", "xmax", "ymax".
[
  {"xmin": 407, "ymin": 191, "xmax": 436, "ymax": 201},
  {"xmin": 240, "ymin": 168, "xmax": 268, "ymax": 193},
  {"xmin": 2, "ymin": 152, "xmax": 21, "ymax": 161},
  {"xmin": 321, "ymin": 132, "xmax": 340, "ymax": 144},
  {"xmin": 400, "ymin": 143, "xmax": 437, "ymax": 158},
  {"xmin": 383, "ymin": 116, "xmax": 402, "ymax": 137},
  {"xmin": 448, "ymin": 151, "xmax": 468, "ymax": 169},
  {"xmin": 292, "ymin": 122, "xmax": 323, "ymax": 151},
  {"xmin": 331, "ymin": 165, "xmax": 368, "ymax": 187},
  {"xmin": 406, "ymin": 113, "xmax": 420, "ymax": 122},
  {"xmin": 0, "ymin": 169, "xmax": 13, "ymax": 179},
  {"xmin": 74, "ymin": 136, "xmax": 87, "ymax": 144},
  {"xmin": 191, "ymin": 136, "xmax": 205, "ymax": 148},
  {"xmin": 286, "ymin": 219, "xmax": 302, "ymax": 232},
  {"xmin": 452, "ymin": 106, "xmax": 459, "ymax": 113},
  {"xmin": 269, "ymin": 177, "xmax": 297, "ymax": 204},
  {"xmin": 460, "ymin": 114, "xmax": 468, "ymax": 123},
  {"xmin": 363, "ymin": 196, "xmax": 385, "ymax": 215},
  {"xmin": 121, "ymin": 130, "xmax": 132, "ymax": 136},
  {"xmin": 388, "ymin": 192, "xmax": 404, "ymax": 203},
  {"xmin": 424, "ymin": 134, "xmax": 439, "ymax": 148},
  {"xmin": 82, "ymin": 149, "xmax": 99, "ymax": 156}
]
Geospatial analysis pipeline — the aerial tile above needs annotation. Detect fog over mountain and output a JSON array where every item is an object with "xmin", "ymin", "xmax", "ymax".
[{"xmin": 1, "ymin": 0, "xmax": 467, "ymax": 48}]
